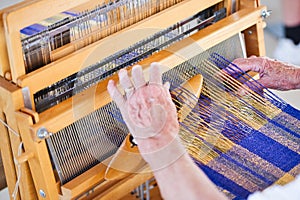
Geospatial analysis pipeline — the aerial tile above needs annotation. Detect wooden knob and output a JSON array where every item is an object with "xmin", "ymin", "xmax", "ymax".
[
  {"xmin": 4, "ymin": 71, "xmax": 12, "ymax": 81},
  {"xmin": 16, "ymin": 151, "xmax": 34, "ymax": 164}
]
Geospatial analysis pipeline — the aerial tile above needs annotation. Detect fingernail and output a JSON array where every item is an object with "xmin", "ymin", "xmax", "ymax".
[
  {"xmin": 133, "ymin": 64, "xmax": 141, "ymax": 69},
  {"xmin": 108, "ymin": 79, "xmax": 114, "ymax": 85},
  {"xmin": 118, "ymin": 68, "xmax": 127, "ymax": 75}
]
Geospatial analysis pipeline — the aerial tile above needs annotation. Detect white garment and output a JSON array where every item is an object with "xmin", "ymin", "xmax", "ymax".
[{"xmin": 248, "ymin": 175, "xmax": 300, "ymax": 200}]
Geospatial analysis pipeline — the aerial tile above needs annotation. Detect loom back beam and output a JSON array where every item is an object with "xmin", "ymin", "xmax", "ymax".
[
  {"xmin": 15, "ymin": 0, "xmax": 219, "ymax": 91},
  {"xmin": 0, "ymin": 0, "xmax": 37, "ymax": 77},
  {"xmin": 7, "ymin": 0, "xmax": 224, "ymax": 118},
  {"xmin": 3, "ymin": 0, "xmax": 220, "ymax": 83},
  {"xmin": 3, "ymin": 0, "xmax": 94, "ymax": 81}
]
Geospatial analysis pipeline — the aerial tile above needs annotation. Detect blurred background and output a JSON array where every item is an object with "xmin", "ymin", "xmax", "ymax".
[{"xmin": 0, "ymin": 0, "xmax": 299, "ymax": 199}]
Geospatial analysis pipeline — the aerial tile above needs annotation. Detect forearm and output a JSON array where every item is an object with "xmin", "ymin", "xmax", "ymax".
[
  {"xmin": 153, "ymin": 152, "xmax": 228, "ymax": 200},
  {"xmin": 232, "ymin": 56, "xmax": 300, "ymax": 91},
  {"xmin": 264, "ymin": 59, "xmax": 300, "ymax": 90},
  {"xmin": 136, "ymin": 129, "xmax": 227, "ymax": 200}
]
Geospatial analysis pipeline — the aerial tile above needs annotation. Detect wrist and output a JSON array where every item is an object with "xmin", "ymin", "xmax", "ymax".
[
  {"xmin": 285, "ymin": 68, "xmax": 300, "ymax": 90},
  {"xmin": 136, "ymin": 134, "xmax": 187, "ymax": 171}
]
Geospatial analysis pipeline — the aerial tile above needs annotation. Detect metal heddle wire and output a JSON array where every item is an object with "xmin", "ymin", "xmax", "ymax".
[{"xmin": 46, "ymin": 34, "xmax": 299, "ymax": 199}]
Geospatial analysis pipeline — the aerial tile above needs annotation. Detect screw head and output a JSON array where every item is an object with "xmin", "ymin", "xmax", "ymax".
[
  {"xmin": 261, "ymin": 10, "xmax": 272, "ymax": 19},
  {"xmin": 39, "ymin": 189, "xmax": 46, "ymax": 198},
  {"xmin": 37, "ymin": 127, "xmax": 50, "ymax": 139}
]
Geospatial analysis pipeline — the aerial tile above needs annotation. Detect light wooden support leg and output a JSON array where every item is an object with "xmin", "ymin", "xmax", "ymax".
[
  {"xmin": 0, "ymin": 79, "xmax": 37, "ymax": 200},
  {"xmin": 0, "ymin": 110, "xmax": 18, "ymax": 199},
  {"xmin": 16, "ymin": 111, "xmax": 59, "ymax": 200}
]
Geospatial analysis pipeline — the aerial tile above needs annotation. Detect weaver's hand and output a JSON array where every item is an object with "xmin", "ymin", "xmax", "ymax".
[
  {"xmin": 107, "ymin": 63, "xmax": 186, "ymax": 168},
  {"xmin": 108, "ymin": 63, "xmax": 228, "ymax": 200},
  {"xmin": 232, "ymin": 56, "xmax": 300, "ymax": 91}
]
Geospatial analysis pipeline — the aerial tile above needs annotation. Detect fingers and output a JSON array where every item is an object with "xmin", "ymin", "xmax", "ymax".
[
  {"xmin": 253, "ymin": 77, "xmax": 273, "ymax": 91},
  {"xmin": 121, "ymin": 63, "xmax": 163, "ymax": 90},
  {"xmin": 149, "ymin": 62, "xmax": 163, "ymax": 85},
  {"xmin": 107, "ymin": 80, "xmax": 126, "ymax": 109},
  {"xmin": 119, "ymin": 68, "xmax": 133, "ymax": 88},
  {"xmin": 118, "ymin": 69, "xmax": 134, "ymax": 97},
  {"xmin": 232, "ymin": 56, "xmax": 264, "ymax": 73},
  {"xmin": 132, "ymin": 65, "xmax": 147, "ymax": 88},
  {"xmin": 108, "ymin": 62, "xmax": 164, "ymax": 103}
]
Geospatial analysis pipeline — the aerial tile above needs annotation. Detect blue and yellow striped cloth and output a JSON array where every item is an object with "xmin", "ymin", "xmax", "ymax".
[{"xmin": 181, "ymin": 53, "xmax": 300, "ymax": 199}]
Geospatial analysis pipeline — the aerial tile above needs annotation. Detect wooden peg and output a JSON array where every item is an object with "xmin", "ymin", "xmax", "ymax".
[{"xmin": 16, "ymin": 151, "xmax": 34, "ymax": 164}]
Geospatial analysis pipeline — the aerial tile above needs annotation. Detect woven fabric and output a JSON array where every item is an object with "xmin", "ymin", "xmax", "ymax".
[
  {"xmin": 177, "ymin": 53, "xmax": 300, "ymax": 199},
  {"xmin": 193, "ymin": 104, "xmax": 300, "ymax": 199},
  {"xmin": 108, "ymin": 34, "xmax": 299, "ymax": 199}
]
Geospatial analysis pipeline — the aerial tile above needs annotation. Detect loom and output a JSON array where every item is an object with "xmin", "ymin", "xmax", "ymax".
[{"xmin": 0, "ymin": 0, "xmax": 298, "ymax": 200}]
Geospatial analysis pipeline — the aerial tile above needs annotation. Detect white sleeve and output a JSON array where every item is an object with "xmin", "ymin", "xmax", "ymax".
[{"xmin": 247, "ymin": 175, "xmax": 300, "ymax": 200}]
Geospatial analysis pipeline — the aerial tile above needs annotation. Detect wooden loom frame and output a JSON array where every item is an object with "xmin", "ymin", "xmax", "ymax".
[{"xmin": 0, "ymin": 0, "xmax": 266, "ymax": 199}]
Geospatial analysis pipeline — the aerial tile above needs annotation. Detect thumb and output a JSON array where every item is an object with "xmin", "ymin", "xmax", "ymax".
[
  {"xmin": 107, "ymin": 80, "xmax": 126, "ymax": 112},
  {"xmin": 163, "ymin": 81, "xmax": 170, "ymax": 91}
]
